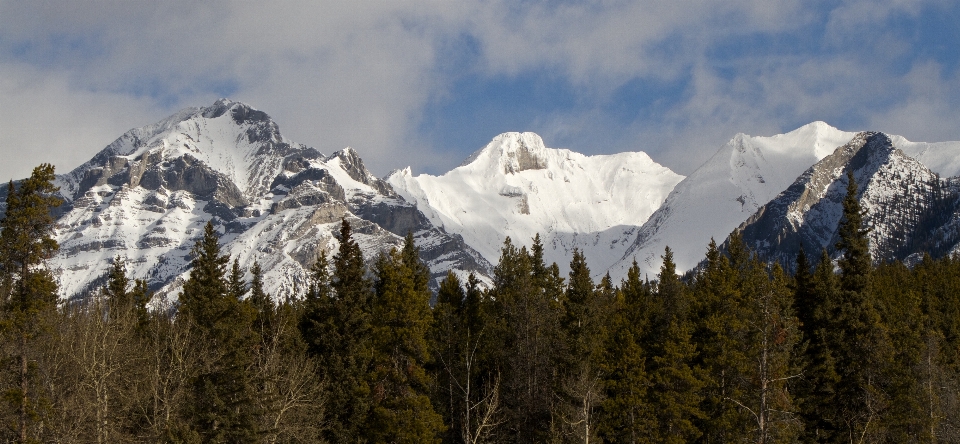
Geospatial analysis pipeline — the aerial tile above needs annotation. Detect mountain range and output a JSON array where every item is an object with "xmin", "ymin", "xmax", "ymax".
[{"xmin": 4, "ymin": 99, "xmax": 960, "ymax": 300}]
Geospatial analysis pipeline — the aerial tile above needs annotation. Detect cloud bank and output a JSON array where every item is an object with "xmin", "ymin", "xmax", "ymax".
[{"xmin": 1, "ymin": 0, "xmax": 957, "ymax": 180}]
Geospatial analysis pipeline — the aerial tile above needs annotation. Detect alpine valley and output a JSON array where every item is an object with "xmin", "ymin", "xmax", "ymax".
[{"xmin": 4, "ymin": 99, "xmax": 960, "ymax": 301}]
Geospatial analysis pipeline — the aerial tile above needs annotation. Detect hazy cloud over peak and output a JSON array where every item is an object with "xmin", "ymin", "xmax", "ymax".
[{"xmin": 1, "ymin": 0, "xmax": 958, "ymax": 180}]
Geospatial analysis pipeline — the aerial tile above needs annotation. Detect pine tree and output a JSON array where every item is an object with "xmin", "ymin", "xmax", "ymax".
[
  {"xmin": 832, "ymin": 172, "xmax": 894, "ymax": 441},
  {"xmin": 227, "ymin": 258, "xmax": 247, "ymax": 301},
  {"xmin": 692, "ymin": 238, "xmax": 751, "ymax": 442},
  {"xmin": 179, "ymin": 221, "xmax": 259, "ymax": 442},
  {"xmin": 598, "ymin": 260, "xmax": 654, "ymax": 443},
  {"xmin": 317, "ymin": 218, "xmax": 375, "ymax": 442},
  {"xmin": 249, "ymin": 261, "xmax": 275, "ymax": 338},
  {"xmin": 368, "ymin": 233, "xmax": 444, "ymax": 443},
  {"xmin": 796, "ymin": 249, "xmax": 842, "ymax": 442},
  {"xmin": 648, "ymin": 247, "xmax": 703, "ymax": 443},
  {"xmin": 104, "ymin": 256, "xmax": 131, "ymax": 317},
  {"xmin": 0, "ymin": 164, "xmax": 61, "ymax": 443},
  {"xmin": 432, "ymin": 271, "xmax": 465, "ymax": 443},
  {"xmin": 558, "ymin": 248, "xmax": 605, "ymax": 442},
  {"xmin": 485, "ymin": 237, "xmax": 558, "ymax": 442}
]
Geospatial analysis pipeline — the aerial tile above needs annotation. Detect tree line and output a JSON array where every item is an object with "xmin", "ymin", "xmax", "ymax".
[{"xmin": 1, "ymin": 164, "xmax": 959, "ymax": 443}]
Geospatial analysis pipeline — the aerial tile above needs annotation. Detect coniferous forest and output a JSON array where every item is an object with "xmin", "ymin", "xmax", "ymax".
[{"xmin": 3, "ymin": 164, "xmax": 960, "ymax": 443}]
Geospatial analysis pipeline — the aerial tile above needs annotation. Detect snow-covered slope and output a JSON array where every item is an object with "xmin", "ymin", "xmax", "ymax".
[
  {"xmin": 609, "ymin": 122, "xmax": 859, "ymax": 278},
  {"xmin": 387, "ymin": 132, "xmax": 683, "ymax": 277},
  {"xmin": 735, "ymin": 132, "xmax": 960, "ymax": 267},
  {"xmin": 47, "ymin": 100, "xmax": 491, "ymax": 300}
]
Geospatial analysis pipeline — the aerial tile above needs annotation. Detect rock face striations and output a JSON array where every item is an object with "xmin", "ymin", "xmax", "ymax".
[
  {"xmin": 4, "ymin": 99, "xmax": 960, "ymax": 301},
  {"xmin": 734, "ymin": 132, "xmax": 960, "ymax": 269},
  {"xmin": 39, "ymin": 99, "xmax": 491, "ymax": 300}
]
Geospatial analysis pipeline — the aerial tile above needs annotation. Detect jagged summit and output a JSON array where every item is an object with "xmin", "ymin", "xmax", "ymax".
[
  {"xmin": 388, "ymin": 132, "xmax": 683, "ymax": 278},
  {"xmin": 458, "ymin": 132, "xmax": 550, "ymax": 174},
  {"xmin": 55, "ymin": 99, "xmax": 307, "ymax": 204},
  {"xmin": 608, "ymin": 122, "xmax": 859, "ymax": 278},
  {"xmin": 44, "ymin": 100, "xmax": 492, "ymax": 301},
  {"xmin": 735, "ymin": 130, "xmax": 960, "ymax": 267}
]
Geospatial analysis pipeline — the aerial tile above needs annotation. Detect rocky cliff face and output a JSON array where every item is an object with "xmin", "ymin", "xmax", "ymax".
[
  {"xmin": 734, "ymin": 132, "xmax": 960, "ymax": 269},
  {"xmin": 44, "ymin": 99, "xmax": 492, "ymax": 301}
]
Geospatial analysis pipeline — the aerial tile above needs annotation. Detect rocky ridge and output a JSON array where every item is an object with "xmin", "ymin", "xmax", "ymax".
[{"xmin": 45, "ymin": 99, "xmax": 491, "ymax": 300}]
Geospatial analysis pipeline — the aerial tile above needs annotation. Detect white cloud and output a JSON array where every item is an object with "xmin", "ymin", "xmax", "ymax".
[
  {"xmin": 0, "ymin": 0, "xmax": 958, "ymax": 180},
  {"xmin": 0, "ymin": 62, "xmax": 160, "ymax": 181}
]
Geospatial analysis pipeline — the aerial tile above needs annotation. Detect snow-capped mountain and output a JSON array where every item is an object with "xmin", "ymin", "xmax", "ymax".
[
  {"xmin": 386, "ymin": 132, "xmax": 683, "ymax": 278},
  {"xmin": 735, "ymin": 131, "xmax": 960, "ymax": 267},
  {"xmin": 46, "ymin": 99, "xmax": 491, "ymax": 300},
  {"xmin": 6, "ymin": 97, "xmax": 960, "ymax": 299},
  {"xmin": 607, "ymin": 122, "xmax": 859, "ymax": 278}
]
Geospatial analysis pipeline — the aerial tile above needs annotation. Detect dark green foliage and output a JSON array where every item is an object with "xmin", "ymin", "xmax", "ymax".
[
  {"xmin": 484, "ymin": 236, "xmax": 561, "ymax": 442},
  {"xmin": 314, "ymin": 218, "xmax": 375, "ymax": 442},
  {"xmin": 368, "ymin": 233, "xmax": 444, "ymax": 443},
  {"xmin": 0, "ymin": 164, "xmax": 61, "ymax": 442},
  {"xmin": 648, "ymin": 247, "xmax": 704, "ymax": 443},
  {"xmin": 179, "ymin": 221, "xmax": 259, "ymax": 442},
  {"xmin": 599, "ymin": 260, "xmax": 654, "ymax": 443},
  {"xmin": 829, "ymin": 173, "xmax": 895, "ymax": 442},
  {"xmin": 104, "ymin": 256, "xmax": 131, "ymax": 315},
  {"xmin": 3, "ymin": 161, "xmax": 960, "ymax": 443}
]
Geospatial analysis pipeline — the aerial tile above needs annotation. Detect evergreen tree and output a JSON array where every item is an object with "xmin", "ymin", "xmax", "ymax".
[
  {"xmin": 179, "ymin": 221, "xmax": 259, "ymax": 442},
  {"xmin": 368, "ymin": 233, "xmax": 444, "ymax": 443},
  {"xmin": 648, "ymin": 247, "xmax": 703, "ymax": 443},
  {"xmin": 249, "ymin": 261, "xmax": 275, "ymax": 339},
  {"xmin": 432, "ymin": 271, "xmax": 465, "ymax": 443},
  {"xmin": 692, "ymin": 238, "xmax": 751, "ymax": 442},
  {"xmin": 318, "ymin": 218, "xmax": 375, "ymax": 442},
  {"xmin": 0, "ymin": 164, "xmax": 61, "ymax": 443},
  {"xmin": 485, "ymin": 237, "xmax": 558, "ymax": 442},
  {"xmin": 598, "ymin": 260, "xmax": 654, "ymax": 443},
  {"xmin": 227, "ymin": 258, "xmax": 247, "ymax": 301},
  {"xmin": 129, "ymin": 279, "xmax": 151, "ymax": 333},
  {"xmin": 831, "ymin": 172, "xmax": 895, "ymax": 441},
  {"xmin": 299, "ymin": 250, "xmax": 331, "ymax": 360},
  {"xmin": 558, "ymin": 248, "xmax": 605, "ymax": 442},
  {"xmin": 104, "ymin": 256, "xmax": 131, "ymax": 317},
  {"xmin": 796, "ymin": 249, "xmax": 842, "ymax": 442}
]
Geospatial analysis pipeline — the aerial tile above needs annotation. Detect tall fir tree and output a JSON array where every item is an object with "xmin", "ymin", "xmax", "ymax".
[
  {"xmin": 649, "ymin": 247, "xmax": 703, "ymax": 443},
  {"xmin": 0, "ymin": 164, "xmax": 61, "ymax": 443},
  {"xmin": 179, "ymin": 221, "xmax": 259, "ymax": 442},
  {"xmin": 831, "ymin": 172, "xmax": 895, "ymax": 441},
  {"xmin": 558, "ymin": 248, "xmax": 605, "ymax": 442},
  {"xmin": 368, "ymin": 233, "xmax": 444, "ymax": 443},
  {"xmin": 485, "ymin": 237, "xmax": 559, "ymax": 442},
  {"xmin": 598, "ymin": 260, "xmax": 654, "ymax": 443},
  {"xmin": 103, "ymin": 256, "xmax": 131, "ymax": 317},
  {"xmin": 318, "ymin": 218, "xmax": 375, "ymax": 442},
  {"xmin": 692, "ymin": 238, "xmax": 751, "ymax": 443},
  {"xmin": 432, "ymin": 271, "xmax": 466, "ymax": 444}
]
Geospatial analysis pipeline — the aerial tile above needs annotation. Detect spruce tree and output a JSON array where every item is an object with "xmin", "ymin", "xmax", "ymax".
[
  {"xmin": 368, "ymin": 234, "xmax": 444, "ymax": 443},
  {"xmin": 319, "ymin": 218, "xmax": 374, "ymax": 442},
  {"xmin": 0, "ymin": 164, "xmax": 61, "ymax": 443},
  {"xmin": 249, "ymin": 261, "xmax": 275, "ymax": 339},
  {"xmin": 832, "ymin": 172, "xmax": 894, "ymax": 441},
  {"xmin": 796, "ymin": 249, "xmax": 842, "ymax": 442},
  {"xmin": 692, "ymin": 238, "xmax": 751, "ymax": 442},
  {"xmin": 599, "ymin": 260, "xmax": 654, "ymax": 443},
  {"xmin": 649, "ymin": 247, "xmax": 703, "ymax": 443},
  {"xmin": 558, "ymin": 248, "xmax": 604, "ymax": 442},
  {"xmin": 485, "ymin": 237, "xmax": 557, "ymax": 442},
  {"xmin": 432, "ymin": 271, "xmax": 465, "ymax": 443},
  {"xmin": 104, "ymin": 256, "xmax": 131, "ymax": 317},
  {"xmin": 179, "ymin": 221, "xmax": 259, "ymax": 442},
  {"xmin": 227, "ymin": 258, "xmax": 247, "ymax": 301}
]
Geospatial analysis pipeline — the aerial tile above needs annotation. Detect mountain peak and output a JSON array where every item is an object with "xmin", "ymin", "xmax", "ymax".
[{"xmin": 459, "ymin": 132, "xmax": 549, "ymax": 174}]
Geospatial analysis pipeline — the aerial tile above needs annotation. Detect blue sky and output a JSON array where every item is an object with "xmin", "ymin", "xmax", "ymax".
[{"xmin": 1, "ymin": 1, "xmax": 958, "ymax": 180}]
